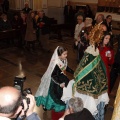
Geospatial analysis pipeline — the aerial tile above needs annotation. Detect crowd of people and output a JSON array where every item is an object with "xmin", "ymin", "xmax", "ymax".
[
  {"xmin": 0, "ymin": 0, "xmax": 120, "ymax": 120},
  {"xmin": 34, "ymin": 1, "xmax": 118, "ymax": 119},
  {"xmin": 0, "ymin": 2, "xmax": 50, "ymax": 52},
  {"xmin": 34, "ymin": 11, "xmax": 116, "ymax": 119}
]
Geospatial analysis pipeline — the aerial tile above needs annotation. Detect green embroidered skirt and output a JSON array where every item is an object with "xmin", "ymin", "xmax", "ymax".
[{"xmin": 35, "ymin": 80, "xmax": 66, "ymax": 112}]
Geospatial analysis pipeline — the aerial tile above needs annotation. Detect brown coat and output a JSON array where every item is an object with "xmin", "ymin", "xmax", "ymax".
[{"xmin": 25, "ymin": 16, "xmax": 36, "ymax": 42}]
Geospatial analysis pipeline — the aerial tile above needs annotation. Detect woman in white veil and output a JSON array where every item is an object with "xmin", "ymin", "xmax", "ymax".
[{"xmin": 35, "ymin": 46, "xmax": 74, "ymax": 112}]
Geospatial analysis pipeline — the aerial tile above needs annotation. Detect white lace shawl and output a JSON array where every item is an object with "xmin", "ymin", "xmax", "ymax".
[
  {"xmin": 35, "ymin": 46, "xmax": 68, "ymax": 97},
  {"xmin": 85, "ymin": 45, "xmax": 99, "ymax": 56}
]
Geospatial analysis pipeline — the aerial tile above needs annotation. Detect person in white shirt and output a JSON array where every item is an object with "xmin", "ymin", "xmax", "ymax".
[
  {"xmin": 74, "ymin": 15, "xmax": 85, "ymax": 41},
  {"xmin": 74, "ymin": 15, "xmax": 85, "ymax": 63}
]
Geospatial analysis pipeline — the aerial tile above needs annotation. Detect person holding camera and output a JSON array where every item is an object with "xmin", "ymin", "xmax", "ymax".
[
  {"xmin": 0, "ymin": 86, "xmax": 40, "ymax": 120},
  {"xmin": 99, "ymin": 31, "xmax": 114, "ymax": 94},
  {"xmin": 74, "ymin": 15, "xmax": 85, "ymax": 43},
  {"xmin": 74, "ymin": 15, "xmax": 85, "ymax": 63}
]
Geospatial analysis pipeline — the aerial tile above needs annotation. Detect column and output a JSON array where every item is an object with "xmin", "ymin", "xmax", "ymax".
[
  {"xmin": 33, "ymin": 0, "xmax": 42, "ymax": 10},
  {"xmin": 15, "ymin": 0, "xmax": 21, "ymax": 10},
  {"xmin": 9, "ymin": 0, "xmax": 16, "ymax": 9}
]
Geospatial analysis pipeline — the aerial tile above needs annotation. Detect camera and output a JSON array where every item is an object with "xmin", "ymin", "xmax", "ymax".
[
  {"xmin": 14, "ymin": 76, "xmax": 26, "ymax": 92},
  {"xmin": 14, "ymin": 76, "xmax": 32, "ymax": 108},
  {"xmin": 79, "ymin": 30, "xmax": 87, "ymax": 44},
  {"xmin": 80, "ymin": 30, "xmax": 85, "ymax": 38}
]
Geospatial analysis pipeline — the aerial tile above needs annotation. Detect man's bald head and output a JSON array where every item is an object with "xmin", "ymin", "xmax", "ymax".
[
  {"xmin": 96, "ymin": 14, "xmax": 104, "ymax": 24},
  {"xmin": 25, "ymin": 2, "xmax": 29, "ymax": 8},
  {"xmin": 0, "ymin": 86, "xmax": 22, "ymax": 117}
]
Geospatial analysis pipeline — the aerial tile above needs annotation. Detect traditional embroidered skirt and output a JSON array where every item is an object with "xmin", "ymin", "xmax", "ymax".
[{"xmin": 35, "ymin": 79, "xmax": 66, "ymax": 112}]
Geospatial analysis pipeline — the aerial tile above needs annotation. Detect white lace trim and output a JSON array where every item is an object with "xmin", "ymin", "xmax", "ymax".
[{"xmin": 85, "ymin": 45, "xmax": 99, "ymax": 56}]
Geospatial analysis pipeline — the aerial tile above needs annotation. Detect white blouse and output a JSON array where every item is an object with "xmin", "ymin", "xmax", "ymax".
[{"xmin": 74, "ymin": 22, "xmax": 85, "ymax": 41}]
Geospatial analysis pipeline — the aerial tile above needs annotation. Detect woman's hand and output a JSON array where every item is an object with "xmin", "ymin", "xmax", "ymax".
[
  {"xmin": 60, "ymin": 83, "xmax": 65, "ymax": 88},
  {"xmin": 75, "ymin": 41, "xmax": 78, "ymax": 46},
  {"xmin": 77, "ymin": 37, "xmax": 80, "ymax": 42},
  {"xmin": 64, "ymin": 109, "xmax": 71, "ymax": 116},
  {"xmin": 107, "ymin": 53, "xmax": 112, "ymax": 59},
  {"xmin": 106, "ymin": 51, "xmax": 111, "ymax": 59},
  {"xmin": 59, "ymin": 109, "xmax": 70, "ymax": 120}
]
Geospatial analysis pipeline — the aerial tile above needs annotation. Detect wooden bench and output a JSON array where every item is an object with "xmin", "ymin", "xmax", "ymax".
[
  {"xmin": 0, "ymin": 29, "xmax": 21, "ymax": 40},
  {"xmin": 0, "ymin": 29, "xmax": 21, "ymax": 47}
]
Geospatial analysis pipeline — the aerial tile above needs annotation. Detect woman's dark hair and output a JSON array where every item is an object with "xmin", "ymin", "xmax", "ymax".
[
  {"xmin": 106, "ymin": 15, "xmax": 112, "ymax": 19},
  {"xmin": 100, "ymin": 31, "xmax": 111, "ymax": 47},
  {"xmin": 57, "ymin": 46, "xmax": 67, "ymax": 56}
]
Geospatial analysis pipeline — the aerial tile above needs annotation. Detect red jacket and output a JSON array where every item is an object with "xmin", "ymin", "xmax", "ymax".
[{"xmin": 99, "ymin": 46, "xmax": 114, "ymax": 93}]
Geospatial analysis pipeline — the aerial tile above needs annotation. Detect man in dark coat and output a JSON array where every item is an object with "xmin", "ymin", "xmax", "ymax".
[
  {"xmin": 64, "ymin": 1, "xmax": 74, "ymax": 24},
  {"xmin": 59, "ymin": 97, "xmax": 95, "ymax": 120},
  {"xmin": 22, "ymin": 2, "xmax": 32, "ymax": 14},
  {"xmin": 2, "ymin": 0, "xmax": 9, "ymax": 13},
  {"xmin": 37, "ymin": 10, "xmax": 50, "ymax": 51},
  {"xmin": 64, "ymin": 108, "xmax": 95, "ymax": 120},
  {"xmin": 0, "ymin": 13, "xmax": 12, "ymax": 31}
]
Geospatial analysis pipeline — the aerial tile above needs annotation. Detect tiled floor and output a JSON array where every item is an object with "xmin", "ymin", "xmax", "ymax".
[{"xmin": 0, "ymin": 36, "xmax": 119, "ymax": 120}]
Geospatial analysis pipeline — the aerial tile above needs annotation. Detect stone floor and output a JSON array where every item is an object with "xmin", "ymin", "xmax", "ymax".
[{"xmin": 0, "ymin": 35, "xmax": 119, "ymax": 120}]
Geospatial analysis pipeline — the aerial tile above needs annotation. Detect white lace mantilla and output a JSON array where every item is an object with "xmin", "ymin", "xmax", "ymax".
[
  {"xmin": 85, "ymin": 45, "xmax": 99, "ymax": 56},
  {"xmin": 35, "ymin": 46, "xmax": 67, "ymax": 97}
]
